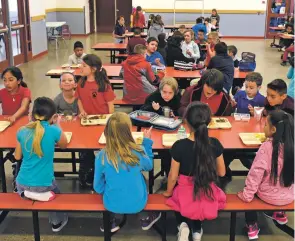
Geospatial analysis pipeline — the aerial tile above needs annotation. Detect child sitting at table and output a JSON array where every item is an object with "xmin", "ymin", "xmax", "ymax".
[
  {"xmin": 147, "ymin": 15, "xmax": 165, "ymax": 40},
  {"xmin": 192, "ymin": 17, "xmax": 207, "ymax": 40},
  {"xmin": 76, "ymin": 54, "xmax": 116, "ymax": 187},
  {"xmin": 146, "ymin": 37, "xmax": 165, "ymax": 66},
  {"xmin": 94, "ymin": 112, "xmax": 157, "ymax": 232},
  {"xmin": 265, "ymin": 79, "xmax": 294, "ymax": 117},
  {"xmin": 54, "ymin": 72, "xmax": 78, "ymax": 116},
  {"xmin": 127, "ymin": 27, "xmax": 146, "ymax": 54},
  {"xmin": 287, "ymin": 56, "xmax": 294, "ymax": 98},
  {"xmin": 204, "ymin": 32, "xmax": 220, "ymax": 67},
  {"xmin": 0, "ymin": 66, "xmax": 32, "ymax": 192},
  {"xmin": 121, "ymin": 44, "xmax": 165, "ymax": 104},
  {"xmin": 179, "ymin": 69, "xmax": 233, "ymax": 117},
  {"xmin": 279, "ymin": 23, "xmax": 294, "ymax": 51},
  {"xmin": 207, "ymin": 42, "xmax": 234, "ymax": 93},
  {"xmin": 227, "ymin": 45, "xmax": 240, "ymax": 68},
  {"xmin": 0, "ymin": 67, "xmax": 31, "ymax": 123},
  {"xmin": 68, "ymin": 41, "xmax": 86, "ymax": 65},
  {"xmin": 157, "ymin": 33, "xmax": 167, "ymax": 62},
  {"xmin": 233, "ymin": 72, "xmax": 265, "ymax": 115},
  {"xmin": 113, "ymin": 15, "xmax": 127, "ymax": 44},
  {"xmin": 163, "ymin": 102, "xmax": 226, "ymax": 241},
  {"xmin": 182, "ymin": 30, "xmax": 200, "ymax": 62},
  {"xmin": 178, "ymin": 25, "xmax": 186, "ymax": 34},
  {"xmin": 238, "ymin": 110, "xmax": 294, "ymax": 240},
  {"xmin": 14, "ymin": 97, "xmax": 69, "ymax": 232},
  {"xmin": 141, "ymin": 77, "xmax": 181, "ymax": 116}
]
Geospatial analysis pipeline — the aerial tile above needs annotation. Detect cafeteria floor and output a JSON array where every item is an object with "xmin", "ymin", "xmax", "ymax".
[{"xmin": 0, "ymin": 34, "xmax": 293, "ymax": 241}]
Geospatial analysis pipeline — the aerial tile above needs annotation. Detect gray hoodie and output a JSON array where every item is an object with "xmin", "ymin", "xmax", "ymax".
[{"xmin": 148, "ymin": 24, "xmax": 164, "ymax": 40}]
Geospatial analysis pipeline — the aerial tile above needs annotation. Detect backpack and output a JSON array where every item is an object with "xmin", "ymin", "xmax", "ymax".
[
  {"xmin": 239, "ymin": 52, "xmax": 256, "ymax": 72},
  {"xmin": 174, "ymin": 61, "xmax": 195, "ymax": 71}
]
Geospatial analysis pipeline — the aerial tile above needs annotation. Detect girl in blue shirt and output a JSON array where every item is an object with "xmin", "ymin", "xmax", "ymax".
[
  {"xmin": 14, "ymin": 97, "xmax": 69, "ymax": 232},
  {"xmin": 287, "ymin": 56, "xmax": 294, "ymax": 98},
  {"xmin": 94, "ymin": 112, "xmax": 157, "ymax": 232}
]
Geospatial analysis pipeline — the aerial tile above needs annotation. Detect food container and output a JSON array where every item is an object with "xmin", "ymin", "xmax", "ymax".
[
  {"xmin": 234, "ymin": 113, "xmax": 250, "ymax": 122},
  {"xmin": 254, "ymin": 107, "xmax": 264, "ymax": 121},
  {"xmin": 81, "ymin": 114, "xmax": 111, "ymax": 126},
  {"xmin": 0, "ymin": 121, "xmax": 11, "ymax": 132},
  {"xmin": 239, "ymin": 133, "xmax": 266, "ymax": 146},
  {"xmin": 162, "ymin": 106, "xmax": 171, "ymax": 118},
  {"xmin": 208, "ymin": 118, "xmax": 232, "ymax": 129}
]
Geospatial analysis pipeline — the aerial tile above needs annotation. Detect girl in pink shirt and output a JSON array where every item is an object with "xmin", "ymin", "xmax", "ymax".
[
  {"xmin": 0, "ymin": 67, "xmax": 31, "ymax": 123},
  {"xmin": 238, "ymin": 110, "xmax": 294, "ymax": 240}
]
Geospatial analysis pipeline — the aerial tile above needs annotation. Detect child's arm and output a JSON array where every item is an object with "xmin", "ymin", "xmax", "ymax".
[
  {"xmin": 238, "ymin": 144, "xmax": 268, "ymax": 202},
  {"xmin": 94, "ymin": 151, "xmax": 106, "ymax": 194},
  {"xmin": 77, "ymin": 99, "xmax": 87, "ymax": 118},
  {"xmin": 191, "ymin": 43, "xmax": 201, "ymax": 60},
  {"xmin": 107, "ymin": 101, "xmax": 114, "ymax": 114},
  {"xmin": 216, "ymin": 154, "xmax": 226, "ymax": 177},
  {"xmin": 163, "ymin": 159, "xmax": 180, "ymax": 197},
  {"xmin": 140, "ymin": 137, "xmax": 154, "ymax": 171},
  {"xmin": 8, "ymin": 97, "xmax": 30, "ymax": 123},
  {"xmin": 14, "ymin": 140, "xmax": 22, "ymax": 161}
]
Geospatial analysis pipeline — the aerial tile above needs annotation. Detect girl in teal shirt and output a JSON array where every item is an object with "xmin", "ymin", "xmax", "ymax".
[{"xmin": 15, "ymin": 97, "xmax": 69, "ymax": 232}]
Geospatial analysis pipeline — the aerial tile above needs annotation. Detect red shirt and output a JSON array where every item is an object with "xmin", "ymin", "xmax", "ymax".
[
  {"xmin": 200, "ymin": 91, "xmax": 223, "ymax": 115},
  {"xmin": 76, "ymin": 81, "xmax": 115, "ymax": 114},
  {"xmin": 0, "ymin": 86, "xmax": 31, "ymax": 115},
  {"xmin": 132, "ymin": 12, "xmax": 145, "ymax": 28}
]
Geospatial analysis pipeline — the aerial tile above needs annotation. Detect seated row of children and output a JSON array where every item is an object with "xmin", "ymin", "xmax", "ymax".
[{"xmin": 6, "ymin": 90, "xmax": 294, "ymax": 241}]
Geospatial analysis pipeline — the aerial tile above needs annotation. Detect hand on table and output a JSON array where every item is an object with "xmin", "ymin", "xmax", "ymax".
[
  {"xmin": 152, "ymin": 101, "xmax": 160, "ymax": 111},
  {"xmin": 6, "ymin": 116, "xmax": 16, "ymax": 124},
  {"xmin": 79, "ymin": 111, "xmax": 88, "ymax": 119},
  {"xmin": 231, "ymin": 99, "xmax": 237, "ymax": 107},
  {"xmin": 170, "ymin": 111, "xmax": 175, "ymax": 118}
]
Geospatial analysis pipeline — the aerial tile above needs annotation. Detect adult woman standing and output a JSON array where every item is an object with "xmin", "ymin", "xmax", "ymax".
[{"xmin": 131, "ymin": 6, "xmax": 145, "ymax": 31}]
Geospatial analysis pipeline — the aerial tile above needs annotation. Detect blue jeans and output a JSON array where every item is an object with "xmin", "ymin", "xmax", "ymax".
[{"xmin": 16, "ymin": 180, "xmax": 68, "ymax": 225}]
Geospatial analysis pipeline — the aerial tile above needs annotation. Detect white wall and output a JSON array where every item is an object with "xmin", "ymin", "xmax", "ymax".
[
  {"xmin": 56, "ymin": 0, "xmax": 85, "ymax": 8},
  {"xmin": 29, "ymin": 0, "xmax": 46, "ymax": 16},
  {"xmin": 132, "ymin": 0, "xmax": 267, "ymax": 11},
  {"xmin": 45, "ymin": 0, "xmax": 57, "ymax": 10},
  {"xmin": 85, "ymin": 0, "xmax": 90, "ymax": 34}
]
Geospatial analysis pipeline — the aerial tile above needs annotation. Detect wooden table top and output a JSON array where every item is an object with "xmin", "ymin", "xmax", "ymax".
[
  {"xmin": 91, "ymin": 43, "xmax": 127, "ymax": 50},
  {"xmin": 143, "ymin": 116, "xmax": 266, "ymax": 150},
  {"xmin": 0, "ymin": 116, "xmax": 265, "ymax": 151},
  {"xmin": 46, "ymin": 64, "xmax": 122, "ymax": 78}
]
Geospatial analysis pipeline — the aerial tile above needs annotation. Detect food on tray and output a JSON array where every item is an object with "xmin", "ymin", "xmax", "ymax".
[
  {"xmin": 88, "ymin": 115, "xmax": 107, "ymax": 120},
  {"xmin": 215, "ymin": 118, "xmax": 226, "ymax": 123},
  {"xmin": 137, "ymin": 115, "xmax": 151, "ymax": 121},
  {"xmin": 254, "ymin": 133, "xmax": 266, "ymax": 143},
  {"xmin": 135, "ymin": 137, "xmax": 143, "ymax": 145}
]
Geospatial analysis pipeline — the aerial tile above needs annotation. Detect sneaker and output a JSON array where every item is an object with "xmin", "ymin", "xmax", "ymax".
[
  {"xmin": 281, "ymin": 62, "xmax": 287, "ymax": 66},
  {"xmin": 100, "ymin": 218, "xmax": 120, "ymax": 233},
  {"xmin": 177, "ymin": 222, "xmax": 190, "ymax": 241},
  {"xmin": 141, "ymin": 212, "xmax": 161, "ymax": 231},
  {"xmin": 264, "ymin": 211, "xmax": 288, "ymax": 225},
  {"xmin": 52, "ymin": 215, "xmax": 68, "ymax": 232},
  {"xmin": 192, "ymin": 228, "xmax": 203, "ymax": 241},
  {"xmin": 246, "ymin": 223, "xmax": 260, "ymax": 240},
  {"xmin": 24, "ymin": 191, "xmax": 55, "ymax": 202}
]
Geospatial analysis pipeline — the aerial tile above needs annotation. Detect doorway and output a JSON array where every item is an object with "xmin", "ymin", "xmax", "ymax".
[
  {"xmin": 265, "ymin": 0, "xmax": 290, "ymax": 38},
  {"xmin": 89, "ymin": 0, "xmax": 95, "ymax": 34},
  {"xmin": 0, "ymin": 0, "xmax": 31, "ymax": 72},
  {"xmin": 95, "ymin": 0, "xmax": 132, "ymax": 33}
]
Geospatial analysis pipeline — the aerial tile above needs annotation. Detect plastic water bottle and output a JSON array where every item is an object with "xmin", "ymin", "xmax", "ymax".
[{"xmin": 177, "ymin": 125, "xmax": 187, "ymax": 140}]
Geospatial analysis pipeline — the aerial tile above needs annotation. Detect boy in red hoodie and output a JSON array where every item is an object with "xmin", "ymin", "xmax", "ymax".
[{"xmin": 121, "ymin": 44, "xmax": 165, "ymax": 104}]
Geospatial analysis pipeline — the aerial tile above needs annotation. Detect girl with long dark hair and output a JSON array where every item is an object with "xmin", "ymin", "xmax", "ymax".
[
  {"xmin": 238, "ymin": 110, "xmax": 294, "ymax": 240},
  {"xmin": 163, "ymin": 102, "xmax": 226, "ymax": 241}
]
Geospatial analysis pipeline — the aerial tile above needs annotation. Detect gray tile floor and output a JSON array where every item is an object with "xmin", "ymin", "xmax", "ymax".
[{"xmin": 0, "ymin": 34, "xmax": 294, "ymax": 241}]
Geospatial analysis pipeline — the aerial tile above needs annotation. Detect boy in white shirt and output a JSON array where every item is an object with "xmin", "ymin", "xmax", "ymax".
[
  {"xmin": 68, "ymin": 41, "xmax": 86, "ymax": 65},
  {"xmin": 181, "ymin": 30, "xmax": 200, "ymax": 62}
]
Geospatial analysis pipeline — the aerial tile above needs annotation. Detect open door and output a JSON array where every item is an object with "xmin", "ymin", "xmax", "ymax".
[{"xmin": 265, "ymin": 0, "xmax": 290, "ymax": 38}]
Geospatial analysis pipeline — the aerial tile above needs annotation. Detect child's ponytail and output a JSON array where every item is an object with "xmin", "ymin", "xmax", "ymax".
[
  {"xmin": 269, "ymin": 110, "xmax": 294, "ymax": 187},
  {"xmin": 25, "ymin": 115, "xmax": 45, "ymax": 157},
  {"xmin": 24, "ymin": 97, "xmax": 57, "ymax": 158},
  {"xmin": 185, "ymin": 102, "xmax": 218, "ymax": 201}
]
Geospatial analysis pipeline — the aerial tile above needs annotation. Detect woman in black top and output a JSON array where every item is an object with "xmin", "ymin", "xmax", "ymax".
[
  {"xmin": 141, "ymin": 77, "xmax": 181, "ymax": 116},
  {"xmin": 166, "ymin": 35, "xmax": 195, "ymax": 67}
]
